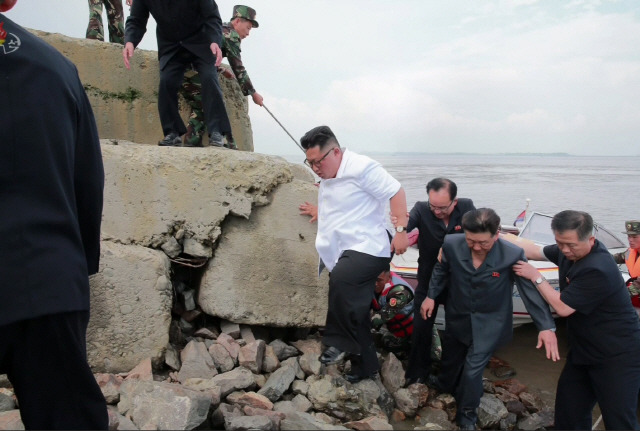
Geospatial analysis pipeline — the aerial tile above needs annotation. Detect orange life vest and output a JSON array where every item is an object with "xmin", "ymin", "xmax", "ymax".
[{"xmin": 626, "ymin": 248, "xmax": 640, "ymax": 278}]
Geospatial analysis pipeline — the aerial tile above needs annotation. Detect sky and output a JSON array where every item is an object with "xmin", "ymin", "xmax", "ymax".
[{"xmin": 5, "ymin": 0, "xmax": 640, "ymax": 157}]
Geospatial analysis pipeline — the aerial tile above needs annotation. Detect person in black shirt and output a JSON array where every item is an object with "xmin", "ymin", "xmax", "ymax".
[
  {"xmin": 123, "ymin": 0, "xmax": 233, "ymax": 148},
  {"xmin": 0, "ymin": 1, "xmax": 107, "ymax": 428},
  {"xmin": 513, "ymin": 210, "xmax": 640, "ymax": 430},
  {"xmin": 403, "ymin": 178, "xmax": 476, "ymax": 384}
]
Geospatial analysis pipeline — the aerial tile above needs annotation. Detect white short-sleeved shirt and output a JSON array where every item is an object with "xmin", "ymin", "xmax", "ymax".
[{"xmin": 316, "ymin": 149, "xmax": 401, "ymax": 272}]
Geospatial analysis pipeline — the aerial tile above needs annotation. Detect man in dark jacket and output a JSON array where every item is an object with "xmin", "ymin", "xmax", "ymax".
[
  {"xmin": 404, "ymin": 178, "xmax": 476, "ymax": 384},
  {"xmin": 423, "ymin": 208, "xmax": 558, "ymax": 430},
  {"xmin": 123, "ymin": 0, "xmax": 232, "ymax": 147},
  {"xmin": 0, "ymin": 1, "xmax": 107, "ymax": 428},
  {"xmin": 513, "ymin": 210, "xmax": 640, "ymax": 430}
]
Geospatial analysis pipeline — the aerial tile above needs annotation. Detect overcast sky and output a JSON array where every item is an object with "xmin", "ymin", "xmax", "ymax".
[{"xmin": 6, "ymin": 0, "xmax": 640, "ymax": 157}]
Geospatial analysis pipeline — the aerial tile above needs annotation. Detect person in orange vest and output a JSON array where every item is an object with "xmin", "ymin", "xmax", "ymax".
[
  {"xmin": 613, "ymin": 220, "xmax": 640, "ymax": 305},
  {"xmin": 371, "ymin": 267, "xmax": 442, "ymax": 360}
]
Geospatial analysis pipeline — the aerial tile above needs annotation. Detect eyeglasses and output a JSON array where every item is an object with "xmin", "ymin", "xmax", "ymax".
[
  {"xmin": 304, "ymin": 147, "xmax": 335, "ymax": 168},
  {"xmin": 428, "ymin": 200, "xmax": 454, "ymax": 213}
]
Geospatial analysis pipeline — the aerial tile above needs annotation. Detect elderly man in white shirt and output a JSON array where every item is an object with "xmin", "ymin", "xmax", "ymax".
[{"xmin": 300, "ymin": 125, "xmax": 409, "ymax": 383}]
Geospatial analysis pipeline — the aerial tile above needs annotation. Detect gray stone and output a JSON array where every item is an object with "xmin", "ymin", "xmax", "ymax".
[
  {"xmin": 217, "ymin": 333, "xmax": 241, "ymax": 361},
  {"xmin": 234, "ymin": 391, "xmax": 274, "ymax": 411},
  {"xmin": 299, "ymin": 352, "xmax": 322, "ymax": 376},
  {"xmin": 226, "ymin": 415, "xmax": 274, "ymax": 431},
  {"xmin": 262, "ymin": 345, "xmax": 280, "ymax": 373},
  {"xmin": 258, "ymin": 364, "xmax": 296, "ymax": 402},
  {"xmin": 281, "ymin": 357, "xmax": 305, "ymax": 380},
  {"xmin": 211, "ymin": 403, "xmax": 243, "ymax": 430},
  {"xmin": 211, "ymin": 367, "xmax": 255, "ymax": 398},
  {"xmin": 117, "ymin": 380, "xmax": 211, "ymax": 430},
  {"xmin": 290, "ymin": 339, "xmax": 323, "ymax": 356},
  {"xmin": 0, "ymin": 393, "xmax": 15, "ymax": 413},
  {"xmin": 0, "ymin": 410, "xmax": 24, "ymax": 430},
  {"xmin": 478, "ymin": 393, "xmax": 509, "ymax": 429},
  {"xmin": 199, "ymin": 181, "xmax": 329, "ymax": 327},
  {"xmin": 243, "ymin": 406, "xmax": 285, "ymax": 429},
  {"xmin": 417, "ymin": 407, "xmax": 454, "ymax": 429},
  {"xmin": 393, "ymin": 387, "xmax": 420, "ymax": 417},
  {"xmin": 182, "ymin": 237, "xmax": 212, "ymax": 258},
  {"xmin": 181, "ymin": 378, "xmax": 222, "ymax": 409},
  {"xmin": 177, "ymin": 340, "xmax": 218, "ymax": 383},
  {"xmin": 165, "ymin": 344, "xmax": 181, "ymax": 371},
  {"xmin": 306, "ymin": 375, "xmax": 338, "ymax": 411},
  {"xmin": 499, "ymin": 412, "xmax": 518, "ymax": 431},
  {"xmin": 291, "ymin": 380, "xmax": 309, "ymax": 396},
  {"xmin": 519, "ymin": 391, "xmax": 544, "ymax": 413},
  {"xmin": 517, "ymin": 413, "xmax": 546, "ymax": 431},
  {"xmin": 273, "ymin": 400, "xmax": 297, "ymax": 415},
  {"xmin": 268, "ymin": 339, "xmax": 299, "ymax": 361},
  {"xmin": 345, "ymin": 416, "xmax": 394, "ymax": 430},
  {"xmin": 95, "ymin": 373, "xmax": 122, "ymax": 405},
  {"xmin": 380, "ymin": 352, "xmax": 404, "ymax": 394},
  {"xmin": 220, "ymin": 320, "xmax": 242, "ymax": 339},
  {"xmin": 240, "ymin": 325, "xmax": 256, "ymax": 343},
  {"xmin": 291, "ymin": 394, "xmax": 313, "ymax": 412},
  {"xmin": 183, "ymin": 290, "xmax": 196, "ymax": 311},
  {"xmin": 238, "ymin": 340, "xmax": 265, "ymax": 374},
  {"xmin": 280, "ymin": 411, "xmax": 349, "ymax": 430},
  {"xmin": 209, "ymin": 343, "xmax": 235, "ymax": 373},
  {"xmin": 160, "ymin": 236, "xmax": 182, "ymax": 258},
  {"xmin": 87, "ymin": 242, "xmax": 172, "ymax": 373}
]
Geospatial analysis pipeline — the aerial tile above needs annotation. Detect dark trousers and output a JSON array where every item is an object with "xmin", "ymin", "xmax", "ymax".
[
  {"xmin": 405, "ymin": 283, "xmax": 446, "ymax": 379},
  {"xmin": 0, "ymin": 311, "xmax": 108, "ymax": 430},
  {"xmin": 323, "ymin": 250, "xmax": 390, "ymax": 378},
  {"xmin": 158, "ymin": 47, "xmax": 231, "ymax": 138},
  {"xmin": 554, "ymin": 351, "xmax": 640, "ymax": 430},
  {"xmin": 436, "ymin": 329, "xmax": 492, "ymax": 427}
]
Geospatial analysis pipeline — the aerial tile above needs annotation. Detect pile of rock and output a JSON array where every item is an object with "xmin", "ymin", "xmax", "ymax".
[{"xmin": 0, "ymin": 321, "xmax": 555, "ymax": 431}]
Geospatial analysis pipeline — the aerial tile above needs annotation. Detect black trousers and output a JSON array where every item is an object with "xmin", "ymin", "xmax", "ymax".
[
  {"xmin": 554, "ymin": 351, "xmax": 640, "ymax": 430},
  {"xmin": 436, "ymin": 329, "xmax": 492, "ymax": 427},
  {"xmin": 405, "ymin": 282, "xmax": 446, "ymax": 379},
  {"xmin": 0, "ymin": 311, "xmax": 108, "ymax": 430},
  {"xmin": 158, "ymin": 47, "xmax": 231, "ymax": 138},
  {"xmin": 323, "ymin": 250, "xmax": 390, "ymax": 377}
]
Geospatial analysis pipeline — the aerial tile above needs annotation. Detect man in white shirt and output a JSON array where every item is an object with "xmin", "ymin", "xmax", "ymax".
[{"xmin": 300, "ymin": 125, "xmax": 409, "ymax": 383}]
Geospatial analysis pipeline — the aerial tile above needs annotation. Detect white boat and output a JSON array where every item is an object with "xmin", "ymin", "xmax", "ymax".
[{"xmin": 390, "ymin": 211, "xmax": 630, "ymax": 328}]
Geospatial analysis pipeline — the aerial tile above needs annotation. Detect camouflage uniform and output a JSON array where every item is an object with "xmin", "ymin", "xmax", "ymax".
[
  {"xmin": 86, "ymin": 0, "xmax": 125, "ymax": 44},
  {"xmin": 181, "ymin": 6, "xmax": 258, "ymax": 148}
]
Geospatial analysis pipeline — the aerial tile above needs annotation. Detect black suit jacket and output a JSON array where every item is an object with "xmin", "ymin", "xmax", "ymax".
[
  {"xmin": 125, "ymin": 0, "xmax": 223, "ymax": 69},
  {"xmin": 428, "ymin": 236, "xmax": 555, "ymax": 354},
  {"xmin": 0, "ymin": 15, "xmax": 104, "ymax": 326}
]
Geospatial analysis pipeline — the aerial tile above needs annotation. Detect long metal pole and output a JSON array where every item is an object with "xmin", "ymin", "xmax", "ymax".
[{"xmin": 262, "ymin": 104, "xmax": 305, "ymax": 153}]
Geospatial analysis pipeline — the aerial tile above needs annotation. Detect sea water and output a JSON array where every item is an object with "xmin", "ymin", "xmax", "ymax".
[{"xmin": 368, "ymin": 153, "xmax": 636, "ymax": 235}]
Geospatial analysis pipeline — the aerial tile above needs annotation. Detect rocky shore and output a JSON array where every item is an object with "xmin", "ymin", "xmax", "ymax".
[{"xmin": 0, "ymin": 316, "xmax": 556, "ymax": 431}]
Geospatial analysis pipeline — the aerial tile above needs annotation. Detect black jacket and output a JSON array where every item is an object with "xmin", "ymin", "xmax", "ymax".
[
  {"xmin": 0, "ymin": 15, "xmax": 104, "ymax": 326},
  {"xmin": 125, "ymin": 0, "xmax": 223, "ymax": 70}
]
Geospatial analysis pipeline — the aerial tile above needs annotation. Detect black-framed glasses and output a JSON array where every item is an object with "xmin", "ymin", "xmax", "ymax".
[
  {"xmin": 304, "ymin": 147, "xmax": 334, "ymax": 168},
  {"xmin": 428, "ymin": 200, "xmax": 453, "ymax": 213}
]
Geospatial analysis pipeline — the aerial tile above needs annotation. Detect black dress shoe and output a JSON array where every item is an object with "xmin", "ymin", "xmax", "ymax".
[
  {"xmin": 320, "ymin": 346, "xmax": 346, "ymax": 365},
  {"xmin": 158, "ymin": 133, "xmax": 182, "ymax": 147},
  {"xmin": 426, "ymin": 374, "xmax": 443, "ymax": 391},
  {"xmin": 458, "ymin": 423, "xmax": 476, "ymax": 430}
]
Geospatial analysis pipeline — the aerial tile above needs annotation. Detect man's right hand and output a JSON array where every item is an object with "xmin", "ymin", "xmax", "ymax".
[
  {"xmin": 420, "ymin": 297, "xmax": 435, "ymax": 320},
  {"xmin": 299, "ymin": 202, "xmax": 318, "ymax": 223},
  {"xmin": 123, "ymin": 42, "xmax": 135, "ymax": 69}
]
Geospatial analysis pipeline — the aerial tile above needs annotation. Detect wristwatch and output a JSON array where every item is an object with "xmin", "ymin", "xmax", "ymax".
[
  {"xmin": 535, "ymin": 276, "xmax": 546, "ymax": 285},
  {"xmin": 396, "ymin": 226, "xmax": 407, "ymax": 233}
]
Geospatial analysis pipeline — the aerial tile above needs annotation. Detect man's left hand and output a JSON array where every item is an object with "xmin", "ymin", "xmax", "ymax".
[
  {"xmin": 210, "ymin": 43, "xmax": 223, "ymax": 66},
  {"xmin": 536, "ymin": 329, "xmax": 560, "ymax": 361},
  {"xmin": 391, "ymin": 232, "xmax": 409, "ymax": 255}
]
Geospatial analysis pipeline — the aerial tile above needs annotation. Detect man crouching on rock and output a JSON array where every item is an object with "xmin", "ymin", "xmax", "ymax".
[
  {"xmin": 300, "ymin": 125, "xmax": 409, "ymax": 383},
  {"xmin": 0, "ymin": 0, "xmax": 108, "ymax": 428}
]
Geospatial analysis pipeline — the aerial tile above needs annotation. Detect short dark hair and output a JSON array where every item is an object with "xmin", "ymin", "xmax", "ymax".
[
  {"xmin": 551, "ymin": 210, "xmax": 593, "ymax": 241},
  {"xmin": 426, "ymin": 177, "xmax": 457, "ymax": 200},
  {"xmin": 300, "ymin": 125, "xmax": 340, "ymax": 150},
  {"xmin": 462, "ymin": 208, "xmax": 501, "ymax": 235}
]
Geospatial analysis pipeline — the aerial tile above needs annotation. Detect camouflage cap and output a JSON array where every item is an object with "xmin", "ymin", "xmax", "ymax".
[
  {"xmin": 232, "ymin": 5, "xmax": 259, "ymax": 28},
  {"xmin": 623, "ymin": 220, "xmax": 640, "ymax": 235}
]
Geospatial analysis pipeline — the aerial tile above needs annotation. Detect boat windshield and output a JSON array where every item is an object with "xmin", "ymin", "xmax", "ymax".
[{"xmin": 519, "ymin": 213, "xmax": 626, "ymax": 249}]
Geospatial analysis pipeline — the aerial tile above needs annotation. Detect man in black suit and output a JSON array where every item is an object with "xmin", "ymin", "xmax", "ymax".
[
  {"xmin": 422, "ymin": 208, "xmax": 558, "ymax": 430},
  {"xmin": 123, "ymin": 0, "xmax": 233, "ymax": 148},
  {"xmin": 403, "ymin": 178, "xmax": 476, "ymax": 384},
  {"xmin": 0, "ymin": 1, "xmax": 107, "ymax": 428}
]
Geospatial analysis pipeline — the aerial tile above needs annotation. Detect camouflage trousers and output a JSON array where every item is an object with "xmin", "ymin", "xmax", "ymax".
[
  {"xmin": 86, "ymin": 0, "xmax": 124, "ymax": 44},
  {"xmin": 180, "ymin": 70, "xmax": 236, "ymax": 148}
]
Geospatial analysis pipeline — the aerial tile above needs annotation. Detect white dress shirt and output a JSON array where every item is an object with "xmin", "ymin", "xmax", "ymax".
[{"xmin": 316, "ymin": 149, "xmax": 401, "ymax": 273}]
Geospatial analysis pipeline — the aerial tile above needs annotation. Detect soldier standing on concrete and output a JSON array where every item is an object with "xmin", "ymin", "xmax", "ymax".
[
  {"xmin": 0, "ymin": 0, "xmax": 108, "ymax": 428},
  {"xmin": 86, "ymin": 0, "xmax": 128, "ymax": 44},
  {"xmin": 181, "ymin": 5, "xmax": 263, "ymax": 148},
  {"xmin": 123, "ymin": 0, "xmax": 233, "ymax": 148}
]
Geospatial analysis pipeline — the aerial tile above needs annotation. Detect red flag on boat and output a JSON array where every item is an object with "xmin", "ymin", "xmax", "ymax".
[{"xmin": 513, "ymin": 210, "xmax": 526, "ymax": 227}]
